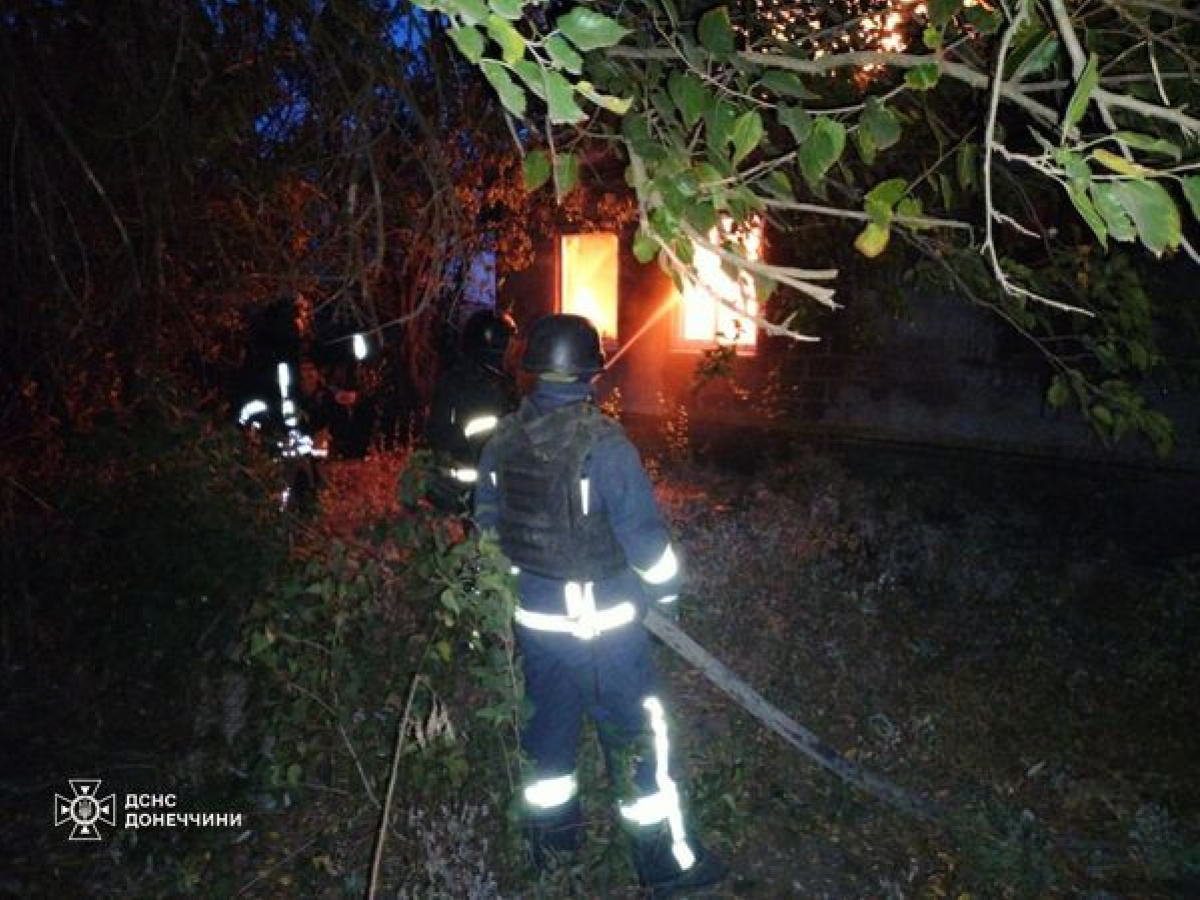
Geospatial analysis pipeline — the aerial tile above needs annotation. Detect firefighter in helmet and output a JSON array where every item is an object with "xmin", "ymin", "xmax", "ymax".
[
  {"xmin": 474, "ymin": 314, "xmax": 727, "ymax": 897},
  {"xmin": 424, "ymin": 308, "xmax": 519, "ymax": 514}
]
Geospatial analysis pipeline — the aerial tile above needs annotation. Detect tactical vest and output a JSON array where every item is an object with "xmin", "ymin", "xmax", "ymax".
[{"xmin": 490, "ymin": 400, "xmax": 628, "ymax": 581}]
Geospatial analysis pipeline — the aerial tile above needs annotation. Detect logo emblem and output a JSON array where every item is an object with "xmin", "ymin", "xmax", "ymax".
[{"xmin": 54, "ymin": 779, "xmax": 116, "ymax": 841}]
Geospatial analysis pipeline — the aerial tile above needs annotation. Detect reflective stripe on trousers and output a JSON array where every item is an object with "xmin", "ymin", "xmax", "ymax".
[
  {"xmin": 618, "ymin": 696, "xmax": 696, "ymax": 871},
  {"xmin": 523, "ymin": 773, "xmax": 578, "ymax": 810}
]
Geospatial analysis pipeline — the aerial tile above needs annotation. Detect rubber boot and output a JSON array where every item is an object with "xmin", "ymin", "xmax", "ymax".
[{"xmin": 631, "ymin": 827, "xmax": 728, "ymax": 899}]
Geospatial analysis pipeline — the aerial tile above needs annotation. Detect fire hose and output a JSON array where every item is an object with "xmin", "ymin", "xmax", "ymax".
[{"xmin": 642, "ymin": 608, "xmax": 939, "ymax": 823}]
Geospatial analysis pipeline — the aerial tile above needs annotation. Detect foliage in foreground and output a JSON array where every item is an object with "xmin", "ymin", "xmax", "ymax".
[
  {"xmin": 423, "ymin": 0, "xmax": 1200, "ymax": 453},
  {"xmin": 9, "ymin": 433, "xmax": 1199, "ymax": 897}
]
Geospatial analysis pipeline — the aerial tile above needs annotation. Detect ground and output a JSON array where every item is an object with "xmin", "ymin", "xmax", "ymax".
[{"xmin": 4, "ymin": 438, "xmax": 1199, "ymax": 898}]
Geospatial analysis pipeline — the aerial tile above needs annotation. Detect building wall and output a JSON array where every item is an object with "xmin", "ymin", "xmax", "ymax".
[{"xmin": 501, "ymin": 236, "xmax": 1200, "ymax": 471}]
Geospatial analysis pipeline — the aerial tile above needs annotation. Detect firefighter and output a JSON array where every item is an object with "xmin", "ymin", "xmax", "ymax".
[
  {"xmin": 424, "ymin": 308, "xmax": 519, "ymax": 514},
  {"xmin": 474, "ymin": 314, "xmax": 727, "ymax": 898}
]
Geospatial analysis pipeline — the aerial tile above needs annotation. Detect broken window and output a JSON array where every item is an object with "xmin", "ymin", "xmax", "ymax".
[{"xmin": 673, "ymin": 219, "xmax": 761, "ymax": 353}]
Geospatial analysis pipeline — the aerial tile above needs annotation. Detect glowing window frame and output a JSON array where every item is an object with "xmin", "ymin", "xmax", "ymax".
[
  {"xmin": 671, "ymin": 219, "xmax": 761, "ymax": 355},
  {"xmin": 559, "ymin": 233, "xmax": 619, "ymax": 343}
]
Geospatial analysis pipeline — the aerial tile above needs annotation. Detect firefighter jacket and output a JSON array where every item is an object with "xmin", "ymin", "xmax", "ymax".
[
  {"xmin": 425, "ymin": 358, "xmax": 517, "ymax": 491},
  {"xmin": 475, "ymin": 380, "xmax": 683, "ymax": 622}
]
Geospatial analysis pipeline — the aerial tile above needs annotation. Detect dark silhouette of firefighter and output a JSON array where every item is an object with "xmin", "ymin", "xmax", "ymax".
[
  {"xmin": 424, "ymin": 309, "xmax": 519, "ymax": 514},
  {"xmin": 474, "ymin": 314, "xmax": 727, "ymax": 898}
]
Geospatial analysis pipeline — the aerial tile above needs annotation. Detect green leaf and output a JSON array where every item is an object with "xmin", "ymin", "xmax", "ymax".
[
  {"xmin": 1091, "ymin": 148, "xmax": 1154, "ymax": 178},
  {"xmin": 623, "ymin": 114, "xmax": 665, "ymax": 161},
  {"xmin": 554, "ymin": 151, "xmax": 579, "ymax": 194},
  {"xmin": 1053, "ymin": 147, "xmax": 1091, "ymax": 185},
  {"xmin": 481, "ymin": 60, "xmax": 526, "ymax": 117},
  {"xmin": 486, "ymin": 13, "xmax": 526, "ymax": 64},
  {"xmin": 923, "ymin": 25, "xmax": 943, "ymax": 51},
  {"xmin": 489, "ymin": 0, "xmax": 524, "ymax": 19},
  {"xmin": 556, "ymin": 7, "xmax": 630, "ymax": 51},
  {"xmin": 937, "ymin": 171, "xmax": 955, "ymax": 208},
  {"xmin": 761, "ymin": 70, "xmax": 818, "ymax": 100},
  {"xmin": 1062, "ymin": 52, "xmax": 1098, "ymax": 140},
  {"xmin": 705, "ymin": 100, "xmax": 739, "ymax": 153},
  {"xmin": 544, "ymin": 70, "xmax": 586, "ymax": 123},
  {"xmin": 855, "ymin": 128, "xmax": 877, "ymax": 166},
  {"xmin": 861, "ymin": 98, "xmax": 901, "ymax": 152},
  {"xmin": 905, "ymin": 63, "xmax": 940, "ymax": 91},
  {"xmin": 730, "ymin": 110, "xmax": 764, "ymax": 167},
  {"xmin": 864, "ymin": 178, "xmax": 909, "ymax": 226},
  {"xmin": 694, "ymin": 161, "xmax": 724, "ymax": 185},
  {"xmin": 777, "ymin": 104, "xmax": 812, "ymax": 145},
  {"xmin": 854, "ymin": 222, "xmax": 891, "ymax": 258},
  {"xmin": 687, "ymin": 199, "xmax": 719, "ymax": 233},
  {"xmin": 544, "ymin": 33, "xmax": 583, "ymax": 74},
  {"xmin": 1112, "ymin": 132, "xmax": 1181, "ymax": 160},
  {"xmin": 668, "ymin": 72, "xmax": 712, "ymax": 130},
  {"xmin": 1090, "ymin": 183, "xmax": 1137, "ymax": 242},
  {"xmin": 896, "ymin": 196, "xmax": 925, "ymax": 224},
  {"xmin": 1046, "ymin": 376, "xmax": 1070, "ymax": 409},
  {"xmin": 633, "ymin": 229, "xmax": 659, "ymax": 264},
  {"xmin": 1182, "ymin": 176, "xmax": 1200, "ymax": 223},
  {"xmin": 964, "ymin": 4, "xmax": 1001, "ymax": 33},
  {"xmin": 798, "ymin": 116, "xmax": 845, "ymax": 187},
  {"xmin": 1011, "ymin": 33, "xmax": 1059, "ymax": 81},
  {"xmin": 1110, "ymin": 179, "xmax": 1182, "ymax": 256},
  {"xmin": 1067, "ymin": 183, "xmax": 1107, "ymax": 247},
  {"xmin": 522, "ymin": 150, "xmax": 552, "ymax": 191},
  {"xmin": 698, "ymin": 6, "xmax": 735, "ymax": 55},
  {"xmin": 575, "ymin": 80, "xmax": 632, "ymax": 114},
  {"xmin": 649, "ymin": 205, "xmax": 679, "ymax": 243},
  {"xmin": 452, "ymin": 0, "xmax": 488, "ymax": 25},
  {"xmin": 449, "ymin": 25, "xmax": 485, "ymax": 64},
  {"xmin": 957, "ymin": 142, "xmax": 977, "ymax": 191},
  {"xmin": 764, "ymin": 169, "xmax": 793, "ymax": 200},
  {"xmin": 928, "ymin": 0, "xmax": 962, "ymax": 28},
  {"xmin": 512, "ymin": 59, "xmax": 546, "ymax": 99}
]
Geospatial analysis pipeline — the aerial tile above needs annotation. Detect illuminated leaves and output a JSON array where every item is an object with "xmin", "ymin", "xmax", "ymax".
[
  {"xmin": 556, "ymin": 7, "xmax": 630, "ymax": 51},
  {"xmin": 1108, "ymin": 180, "xmax": 1181, "ymax": 257},
  {"xmin": 522, "ymin": 150, "xmax": 552, "ymax": 191},
  {"xmin": 1090, "ymin": 184, "xmax": 1136, "ymax": 243},
  {"xmin": 481, "ymin": 61, "xmax": 526, "ymax": 117},
  {"xmin": 854, "ymin": 179, "xmax": 909, "ymax": 258},
  {"xmin": 448, "ymin": 25, "xmax": 485, "ymax": 64},
  {"xmin": 777, "ymin": 104, "xmax": 813, "ymax": 144},
  {"xmin": 1061, "ymin": 53, "xmax": 1098, "ymax": 141},
  {"xmin": 927, "ymin": 0, "xmax": 962, "ymax": 29},
  {"xmin": 1183, "ymin": 176, "xmax": 1200, "ymax": 223},
  {"xmin": 485, "ymin": 13, "xmax": 525, "ymax": 64},
  {"xmin": 1110, "ymin": 132, "xmax": 1182, "ymax": 161},
  {"xmin": 760, "ymin": 70, "xmax": 817, "ymax": 101},
  {"xmin": 544, "ymin": 34, "xmax": 582, "ymax": 74},
  {"xmin": 698, "ymin": 6, "xmax": 735, "ymax": 56},
  {"xmin": 857, "ymin": 98, "xmax": 901, "ymax": 164},
  {"xmin": 798, "ymin": 117, "xmax": 846, "ymax": 189},
  {"xmin": 633, "ymin": 228, "xmax": 659, "ymax": 264},
  {"xmin": 854, "ymin": 223, "xmax": 890, "ymax": 257},
  {"xmin": 544, "ymin": 69, "xmax": 587, "ymax": 123},
  {"xmin": 904, "ymin": 63, "xmax": 940, "ymax": 91},
  {"xmin": 730, "ymin": 110, "xmax": 764, "ymax": 167},
  {"xmin": 669, "ymin": 72, "xmax": 713, "ymax": 130},
  {"xmin": 488, "ymin": 0, "xmax": 524, "ymax": 19}
]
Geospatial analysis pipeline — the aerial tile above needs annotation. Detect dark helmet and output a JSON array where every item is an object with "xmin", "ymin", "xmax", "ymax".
[
  {"xmin": 522, "ymin": 314, "xmax": 606, "ymax": 378},
  {"xmin": 461, "ymin": 309, "xmax": 516, "ymax": 364}
]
